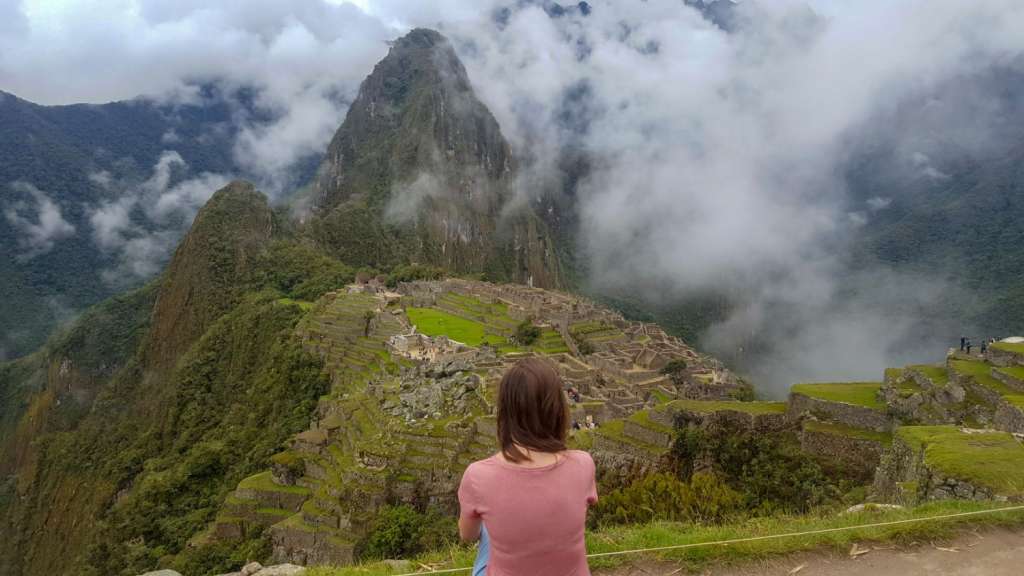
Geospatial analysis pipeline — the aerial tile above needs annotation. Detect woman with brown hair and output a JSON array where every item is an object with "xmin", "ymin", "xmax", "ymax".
[{"xmin": 458, "ymin": 358, "xmax": 598, "ymax": 576}]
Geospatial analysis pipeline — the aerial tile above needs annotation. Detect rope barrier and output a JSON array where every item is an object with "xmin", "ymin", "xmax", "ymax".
[{"xmin": 388, "ymin": 504, "xmax": 1024, "ymax": 576}]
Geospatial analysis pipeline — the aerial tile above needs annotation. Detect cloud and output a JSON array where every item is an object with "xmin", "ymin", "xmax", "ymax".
[
  {"xmin": 406, "ymin": 0, "xmax": 1024, "ymax": 394},
  {"xmin": 386, "ymin": 172, "xmax": 446, "ymax": 223},
  {"xmin": 6, "ymin": 0, "xmax": 1024, "ymax": 393},
  {"xmin": 866, "ymin": 197, "xmax": 892, "ymax": 211},
  {"xmin": 2, "ymin": 0, "xmax": 397, "ymax": 196},
  {"xmin": 87, "ymin": 151, "xmax": 231, "ymax": 286},
  {"xmin": 3, "ymin": 182, "xmax": 76, "ymax": 260}
]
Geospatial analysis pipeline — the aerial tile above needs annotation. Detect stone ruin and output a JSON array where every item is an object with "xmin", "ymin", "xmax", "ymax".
[{"xmin": 205, "ymin": 280, "xmax": 750, "ymax": 567}]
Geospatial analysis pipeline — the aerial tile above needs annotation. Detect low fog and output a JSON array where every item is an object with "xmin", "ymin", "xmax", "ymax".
[{"xmin": 4, "ymin": 0, "xmax": 1024, "ymax": 394}]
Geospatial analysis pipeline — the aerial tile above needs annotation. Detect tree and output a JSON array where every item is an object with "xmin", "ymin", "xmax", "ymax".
[{"xmin": 514, "ymin": 320, "xmax": 541, "ymax": 346}]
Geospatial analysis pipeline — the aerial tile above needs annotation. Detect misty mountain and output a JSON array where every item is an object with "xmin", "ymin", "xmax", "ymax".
[
  {"xmin": 309, "ymin": 28, "xmax": 560, "ymax": 287},
  {"xmin": 0, "ymin": 86, "xmax": 322, "ymax": 361}
]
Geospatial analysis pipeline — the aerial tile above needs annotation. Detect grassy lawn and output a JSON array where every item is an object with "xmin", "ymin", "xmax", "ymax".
[
  {"xmin": 790, "ymin": 382, "xmax": 885, "ymax": 410},
  {"xmin": 803, "ymin": 420, "xmax": 892, "ymax": 445},
  {"xmin": 992, "ymin": 341, "xmax": 1024, "ymax": 355},
  {"xmin": 407, "ymin": 305, "xmax": 568, "ymax": 354},
  {"xmin": 897, "ymin": 425, "xmax": 1024, "ymax": 496},
  {"xmin": 406, "ymin": 307, "xmax": 508, "ymax": 348},
  {"xmin": 949, "ymin": 360, "xmax": 1024, "ymax": 409},
  {"xmin": 660, "ymin": 399, "xmax": 787, "ymax": 415},
  {"xmin": 307, "ymin": 501, "xmax": 1024, "ymax": 576}
]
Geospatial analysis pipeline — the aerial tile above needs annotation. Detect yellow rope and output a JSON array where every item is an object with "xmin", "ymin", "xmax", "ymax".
[{"xmin": 390, "ymin": 504, "xmax": 1024, "ymax": 575}]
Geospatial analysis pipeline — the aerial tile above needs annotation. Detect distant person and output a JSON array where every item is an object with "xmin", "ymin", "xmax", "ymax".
[
  {"xmin": 585, "ymin": 414, "xmax": 597, "ymax": 429},
  {"xmin": 458, "ymin": 358, "xmax": 597, "ymax": 576},
  {"xmin": 966, "ymin": 339, "xmax": 973, "ymax": 355},
  {"xmin": 960, "ymin": 336, "xmax": 966, "ymax": 351},
  {"xmin": 981, "ymin": 340, "xmax": 988, "ymax": 354}
]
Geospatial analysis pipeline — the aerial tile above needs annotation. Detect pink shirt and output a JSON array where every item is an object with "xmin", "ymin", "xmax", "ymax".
[{"xmin": 458, "ymin": 450, "xmax": 598, "ymax": 576}]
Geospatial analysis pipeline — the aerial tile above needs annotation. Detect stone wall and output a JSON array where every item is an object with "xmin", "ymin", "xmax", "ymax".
[
  {"xmin": 787, "ymin": 393, "xmax": 892, "ymax": 432},
  {"xmin": 653, "ymin": 406, "xmax": 790, "ymax": 435},
  {"xmin": 872, "ymin": 437, "xmax": 998, "ymax": 504},
  {"xmin": 986, "ymin": 347, "xmax": 1024, "ymax": 368},
  {"xmin": 994, "ymin": 403, "xmax": 1024, "ymax": 434},
  {"xmin": 992, "ymin": 368, "xmax": 1024, "ymax": 392},
  {"xmin": 270, "ymin": 524, "xmax": 353, "ymax": 567},
  {"xmin": 800, "ymin": 426, "xmax": 884, "ymax": 482}
]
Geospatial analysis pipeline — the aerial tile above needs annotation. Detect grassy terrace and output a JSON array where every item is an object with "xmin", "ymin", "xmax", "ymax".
[
  {"xmin": 407, "ymin": 305, "xmax": 568, "ymax": 355},
  {"xmin": 790, "ymin": 382, "xmax": 885, "ymax": 410},
  {"xmin": 593, "ymin": 419, "xmax": 669, "ymax": 454},
  {"xmin": 996, "ymin": 365, "xmax": 1024, "ymax": 382},
  {"xmin": 659, "ymin": 399, "xmax": 787, "ymax": 415},
  {"xmin": 803, "ymin": 420, "xmax": 892, "ymax": 445},
  {"xmin": 909, "ymin": 364, "xmax": 949, "ymax": 386},
  {"xmin": 992, "ymin": 341, "xmax": 1024, "ymax": 355},
  {"xmin": 897, "ymin": 426, "xmax": 1024, "ymax": 497},
  {"xmin": 406, "ymin": 307, "xmax": 509, "ymax": 348},
  {"xmin": 308, "ymin": 501, "xmax": 1024, "ymax": 576},
  {"xmin": 238, "ymin": 471, "xmax": 310, "ymax": 495},
  {"xmin": 949, "ymin": 359, "xmax": 1024, "ymax": 409}
]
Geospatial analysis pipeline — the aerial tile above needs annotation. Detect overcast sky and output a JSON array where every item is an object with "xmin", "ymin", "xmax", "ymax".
[{"xmin": 3, "ymin": 0, "xmax": 1024, "ymax": 392}]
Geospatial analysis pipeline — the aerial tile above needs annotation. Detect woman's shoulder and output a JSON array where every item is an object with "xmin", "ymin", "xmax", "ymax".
[
  {"xmin": 564, "ymin": 449, "xmax": 595, "ymax": 469},
  {"xmin": 463, "ymin": 454, "xmax": 500, "ymax": 476}
]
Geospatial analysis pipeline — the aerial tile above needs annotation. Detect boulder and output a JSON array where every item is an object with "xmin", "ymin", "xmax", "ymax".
[
  {"xmin": 242, "ymin": 562, "xmax": 264, "ymax": 576},
  {"xmin": 138, "ymin": 571, "xmax": 183, "ymax": 576}
]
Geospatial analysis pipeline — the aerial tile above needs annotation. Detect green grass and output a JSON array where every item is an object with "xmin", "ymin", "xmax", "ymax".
[
  {"xmin": 277, "ymin": 297, "xmax": 314, "ymax": 311},
  {"xmin": 790, "ymin": 382, "xmax": 885, "ymax": 410},
  {"xmin": 406, "ymin": 307, "xmax": 508, "ymax": 348},
  {"xmin": 897, "ymin": 426, "xmax": 1024, "ymax": 496},
  {"xmin": 237, "ymin": 471, "xmax": 310, "ymax": 495},
  {"xmin": 992, "ymin": 341, "xmax": 1024, "ymax": 355},
  {"xmin": 594, "ymin": 419, "xmax": 669, "ymax": 454},
  {"xmin": 307, "ymin": 501, "xmax": 1024, "ymax": 576},
  {"xmin": 804, "ymin": 420, "xmax": 892, "ymax": 445},
  {"xmin": 995, "ymin": 365, "xmax": 1024, "ymax": 382},
  {"xmin": 909, "ymin": 365, "xmax": 949, "ymax": 386},
  {"xmin": 659, "ymin": 399, "xmax": 787, "ymax": 415},
  {"xmin": 949, "ymin": 359, "xmax": 1024, "ymax": 409},
  {"xmin": 628, "ymin": 410, "xmax": 675, "ymax": 434}
]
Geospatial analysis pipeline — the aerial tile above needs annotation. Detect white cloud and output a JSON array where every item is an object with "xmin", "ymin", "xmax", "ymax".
[
  {"xmin": 866, "ymin": 196, "xmax": 892, "ymax": 211},
  {"xmin": 87, "ymin": 151, "xmax": 231, "ymax": 286},
  {"xmin": 6, "ymin": 0, "xmax": 1024, "ymax": 391},
  {"xmin": 4, "ymin": 0, "xmax": 397, "ymax": 195},
  {"xmin": 3, "ymin": 182, "xmax": 76, "ymax": 260}
]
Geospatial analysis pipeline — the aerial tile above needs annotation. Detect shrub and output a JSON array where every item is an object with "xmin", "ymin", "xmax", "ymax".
[
  {"xmin": 661, "ymin": 359, "xmax": 688, "ymax": 375},
  {"xmin": 386, "ymin": 264, "xmax": 445, "ymax": 287},
  {"xmin": 672, "ymin": 425, "xmax": 839, "ymax": 514},
  {"xmin": 514, "ymin": 320, "xmax": 541, "ymax": 346},
  {"xmin": 359, "ymin": 505, "xmax": 457, "ymax": 561},
  {"xmin": 590, "ymin": 472, "xmax": 741, "ymax": 528}
]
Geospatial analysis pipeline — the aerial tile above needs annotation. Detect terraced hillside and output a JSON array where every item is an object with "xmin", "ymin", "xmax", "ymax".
[
  {"xmin": 196, "ymin": 275, "xmax": 1024, "ymax": 569},
  {"xmin": 201, "ymin": 279, "xmax": 747, "ymax": 566}
]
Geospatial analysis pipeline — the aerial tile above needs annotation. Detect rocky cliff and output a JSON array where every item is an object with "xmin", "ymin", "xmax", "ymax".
[{"xmin": 309, "ymin": 29, "xmax": 559, "ymax": 287}]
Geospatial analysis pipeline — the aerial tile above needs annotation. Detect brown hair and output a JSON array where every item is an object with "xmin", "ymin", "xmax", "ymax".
[{"xmin": 496, "ymin": 358, "xmax": 569, "ymax": 462}]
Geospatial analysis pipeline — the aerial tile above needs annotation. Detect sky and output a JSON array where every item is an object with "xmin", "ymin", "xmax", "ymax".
[{"xmin": 3, "ymin": 0, "xmax": 1024, "ymax": 392}]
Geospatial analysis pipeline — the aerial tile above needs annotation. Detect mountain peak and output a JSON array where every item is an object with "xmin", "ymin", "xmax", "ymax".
[
  {"xmin": 310, "ymin": 28, "xmax": 558, "ymax": 287},
  {"xmin": 143, "ymin": 180, "xmax": 273, "ymax": 371}
]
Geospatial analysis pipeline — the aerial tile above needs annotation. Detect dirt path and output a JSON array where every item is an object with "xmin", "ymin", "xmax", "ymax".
[{"xmin": 599, "ymin": 527, "xmax": 1024, "ymax": 576}]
